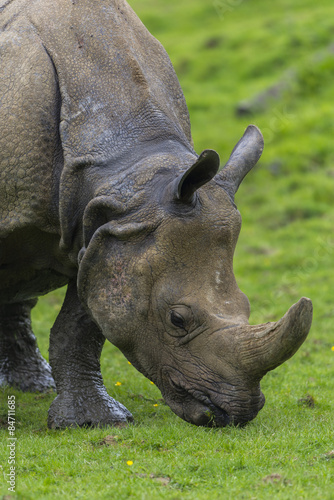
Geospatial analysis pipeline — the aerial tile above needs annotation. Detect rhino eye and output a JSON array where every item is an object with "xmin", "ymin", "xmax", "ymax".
[{"xmin": 170, "ymin": 311, "xmax": 186, "ymax": 330}]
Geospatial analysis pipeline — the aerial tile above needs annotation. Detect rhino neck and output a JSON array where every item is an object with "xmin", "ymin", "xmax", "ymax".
[{"xmin": 59, "ymin": 142, "xmax": 197, "ymax": 265}]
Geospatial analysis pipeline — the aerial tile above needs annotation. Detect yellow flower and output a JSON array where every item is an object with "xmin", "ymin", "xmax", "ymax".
[
  {"xmin": 153, "ymin": 404, "xmax": 158, "ymax": 407},
  {"xmin": 150, "ymin": 381, "xmax": 155, "ymax": 385},
  {"xmin": 126, "ymin": 461, "xmax": 133, "ymax": 466},
  {"xmin": 331, "ymin": 346, "xmax": 334, "ymax": 352},
  {"xmin": 128, "ymin": 361, "xmax": 132, "ymax": 365},
  {"xmin": 115, "ymin": 381, "xmax": 122, "ymax": 386}
]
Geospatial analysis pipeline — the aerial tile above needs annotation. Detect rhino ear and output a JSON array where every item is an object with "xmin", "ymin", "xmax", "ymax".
[
  {"xmin": 176, "ymin": 149, "xmax": 220, "ymax": 203},
  {"xmin": 218, "ymin": 125, "xmax": 264, "ymax": 199}
]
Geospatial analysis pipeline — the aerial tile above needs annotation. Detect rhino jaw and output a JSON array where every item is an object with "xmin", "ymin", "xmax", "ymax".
[
  {"xmin": 164, "ymin": 388, "xmax": 265, "ymax": 428},
  {"xmin": 160, "ymin": 367, "xmax": 231, "ymax": 427},
  {"xmin": 160, "ymin": 366, "xmax": 265, "ymax": 428}
]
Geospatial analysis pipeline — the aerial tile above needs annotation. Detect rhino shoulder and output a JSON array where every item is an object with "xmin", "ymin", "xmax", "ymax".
[{"xmin": 0, "ymin": 14, "xmax": 63, "ymax": 236}]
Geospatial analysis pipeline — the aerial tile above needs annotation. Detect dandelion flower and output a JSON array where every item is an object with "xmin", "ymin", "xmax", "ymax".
[
  {"xmin": 153, "ymin": 404, "xmax": 158, "ymax": 407},
  {"xmin": 127, "ymin": 461, "xmax": 133, "ymax": 466},
  {"xmin": 115, "ymin": 381, "xmax": 122, "ymax": 386},
  {"xmin": 150, "ymin": 381, "xmax": 155, "ymax": 385},
  {"xmin": 331, "ymin": 346, "xmax": 334, "ymax": 352}
]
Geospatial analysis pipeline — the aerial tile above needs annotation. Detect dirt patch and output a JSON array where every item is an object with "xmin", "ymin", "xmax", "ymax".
[
  {"xmin": 297, "ymin": 394, "xmax": 315, "ymax": 408},
  {"xmin": 135, "ymin": 473, "xmax": 171, "ymax": 486},
  {"xmin": 262, "ymin": 473, "xmax": 283, "ymax": 484},
  {"xmin": 96, "ymin": 435, "xmax": 120, "ymax": 447},
  {"xmin": 262, "ymin": 474, "xmax": 292, "ymax": 486}
]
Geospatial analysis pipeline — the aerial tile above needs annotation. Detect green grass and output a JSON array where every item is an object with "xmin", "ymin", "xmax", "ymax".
[{"xmin": 1, "ymin": 0, "xmax": 334, "ymax": 498}]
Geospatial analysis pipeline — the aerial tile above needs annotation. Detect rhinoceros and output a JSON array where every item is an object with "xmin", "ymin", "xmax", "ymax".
[{"xmin": 0, "ymin": 0, "xmax": 312, "ymax": 428}]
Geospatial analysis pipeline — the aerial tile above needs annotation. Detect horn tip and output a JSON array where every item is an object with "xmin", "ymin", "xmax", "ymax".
[
  {"xmin": 244, "ymin": 124, "xmax": 264, "ymax": 145},
  {"xmin": 285, "ymin": 296, "xmax": 313, "ymax": 344},
  {"xmin": 295, "ymin": 296, "xmax": 313, "ymax": 325},
  {"xmin": 292, "ymin": 296, "xmax": 313, "ymax": 316}
]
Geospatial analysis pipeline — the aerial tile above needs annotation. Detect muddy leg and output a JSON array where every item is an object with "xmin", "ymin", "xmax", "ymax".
[
  {"xmin": 48, "ymin": 281, "xmax": 133, "ymax": 429},
  {"xmin": 0, "ymin": 299, "xmax": 55, "ymax": 392}
]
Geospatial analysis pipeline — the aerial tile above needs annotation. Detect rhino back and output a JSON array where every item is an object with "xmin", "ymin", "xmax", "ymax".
[{"xmin": 26, "ymin": 0, "xmax": 192, "ymax": 164}]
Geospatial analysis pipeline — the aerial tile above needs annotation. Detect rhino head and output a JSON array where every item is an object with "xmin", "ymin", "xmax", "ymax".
[{"xmin": 77, "ymin": 125, "xmax": 312, "ymax": 427}]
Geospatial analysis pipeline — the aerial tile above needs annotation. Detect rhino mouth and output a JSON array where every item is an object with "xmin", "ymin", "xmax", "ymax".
[
  {"xmin": 171, "ymin": 386, "xmax": 231, "ymax": 427},
  {"xmin": 160, "ymin": 367, "xmax": 262, "ymax": 427}
]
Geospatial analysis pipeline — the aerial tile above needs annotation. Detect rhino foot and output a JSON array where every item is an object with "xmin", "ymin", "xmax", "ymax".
[
  {"xmin": 48, "ymin": 389, "xmax": 133, "ymax": 429},
  {"xmin": 0, "ymin": 299, "xmax": 55, "ymax": 393},
  {"xmin": 0, "ymin": 355, "xmax": 55, "ymax": 393}
]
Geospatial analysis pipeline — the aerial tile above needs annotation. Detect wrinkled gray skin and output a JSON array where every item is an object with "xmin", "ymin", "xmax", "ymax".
[{"xmin": 0, "ymin": 0, "xmax": 313, "ymax": 428}]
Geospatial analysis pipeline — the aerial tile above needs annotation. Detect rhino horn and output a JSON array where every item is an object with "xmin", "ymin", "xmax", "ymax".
[
  {"xmin": 218, "ymin": 125, "xmax": 264, "ymax": 199},
  {"xmin": 176, "ymin": 149, "xmax": 220, "ymax": 203},
  {"xmin": 238, "ymin": 297, "xmax": 313, "ymax": 379}
]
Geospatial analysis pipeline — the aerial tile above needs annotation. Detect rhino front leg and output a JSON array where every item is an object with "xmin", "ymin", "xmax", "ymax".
[
  {"xmin": 0, "ymin": 299, "xmax": 55, "ymax": 392},
  {"xmin": 48, "ymin": 281, "xmax": 133, "ymax": 429}
]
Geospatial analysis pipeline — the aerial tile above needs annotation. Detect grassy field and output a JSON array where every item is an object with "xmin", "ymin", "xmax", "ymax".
[{"xmin": 1, "ymin": 0, "xmax": 334, "ymax": 498}]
